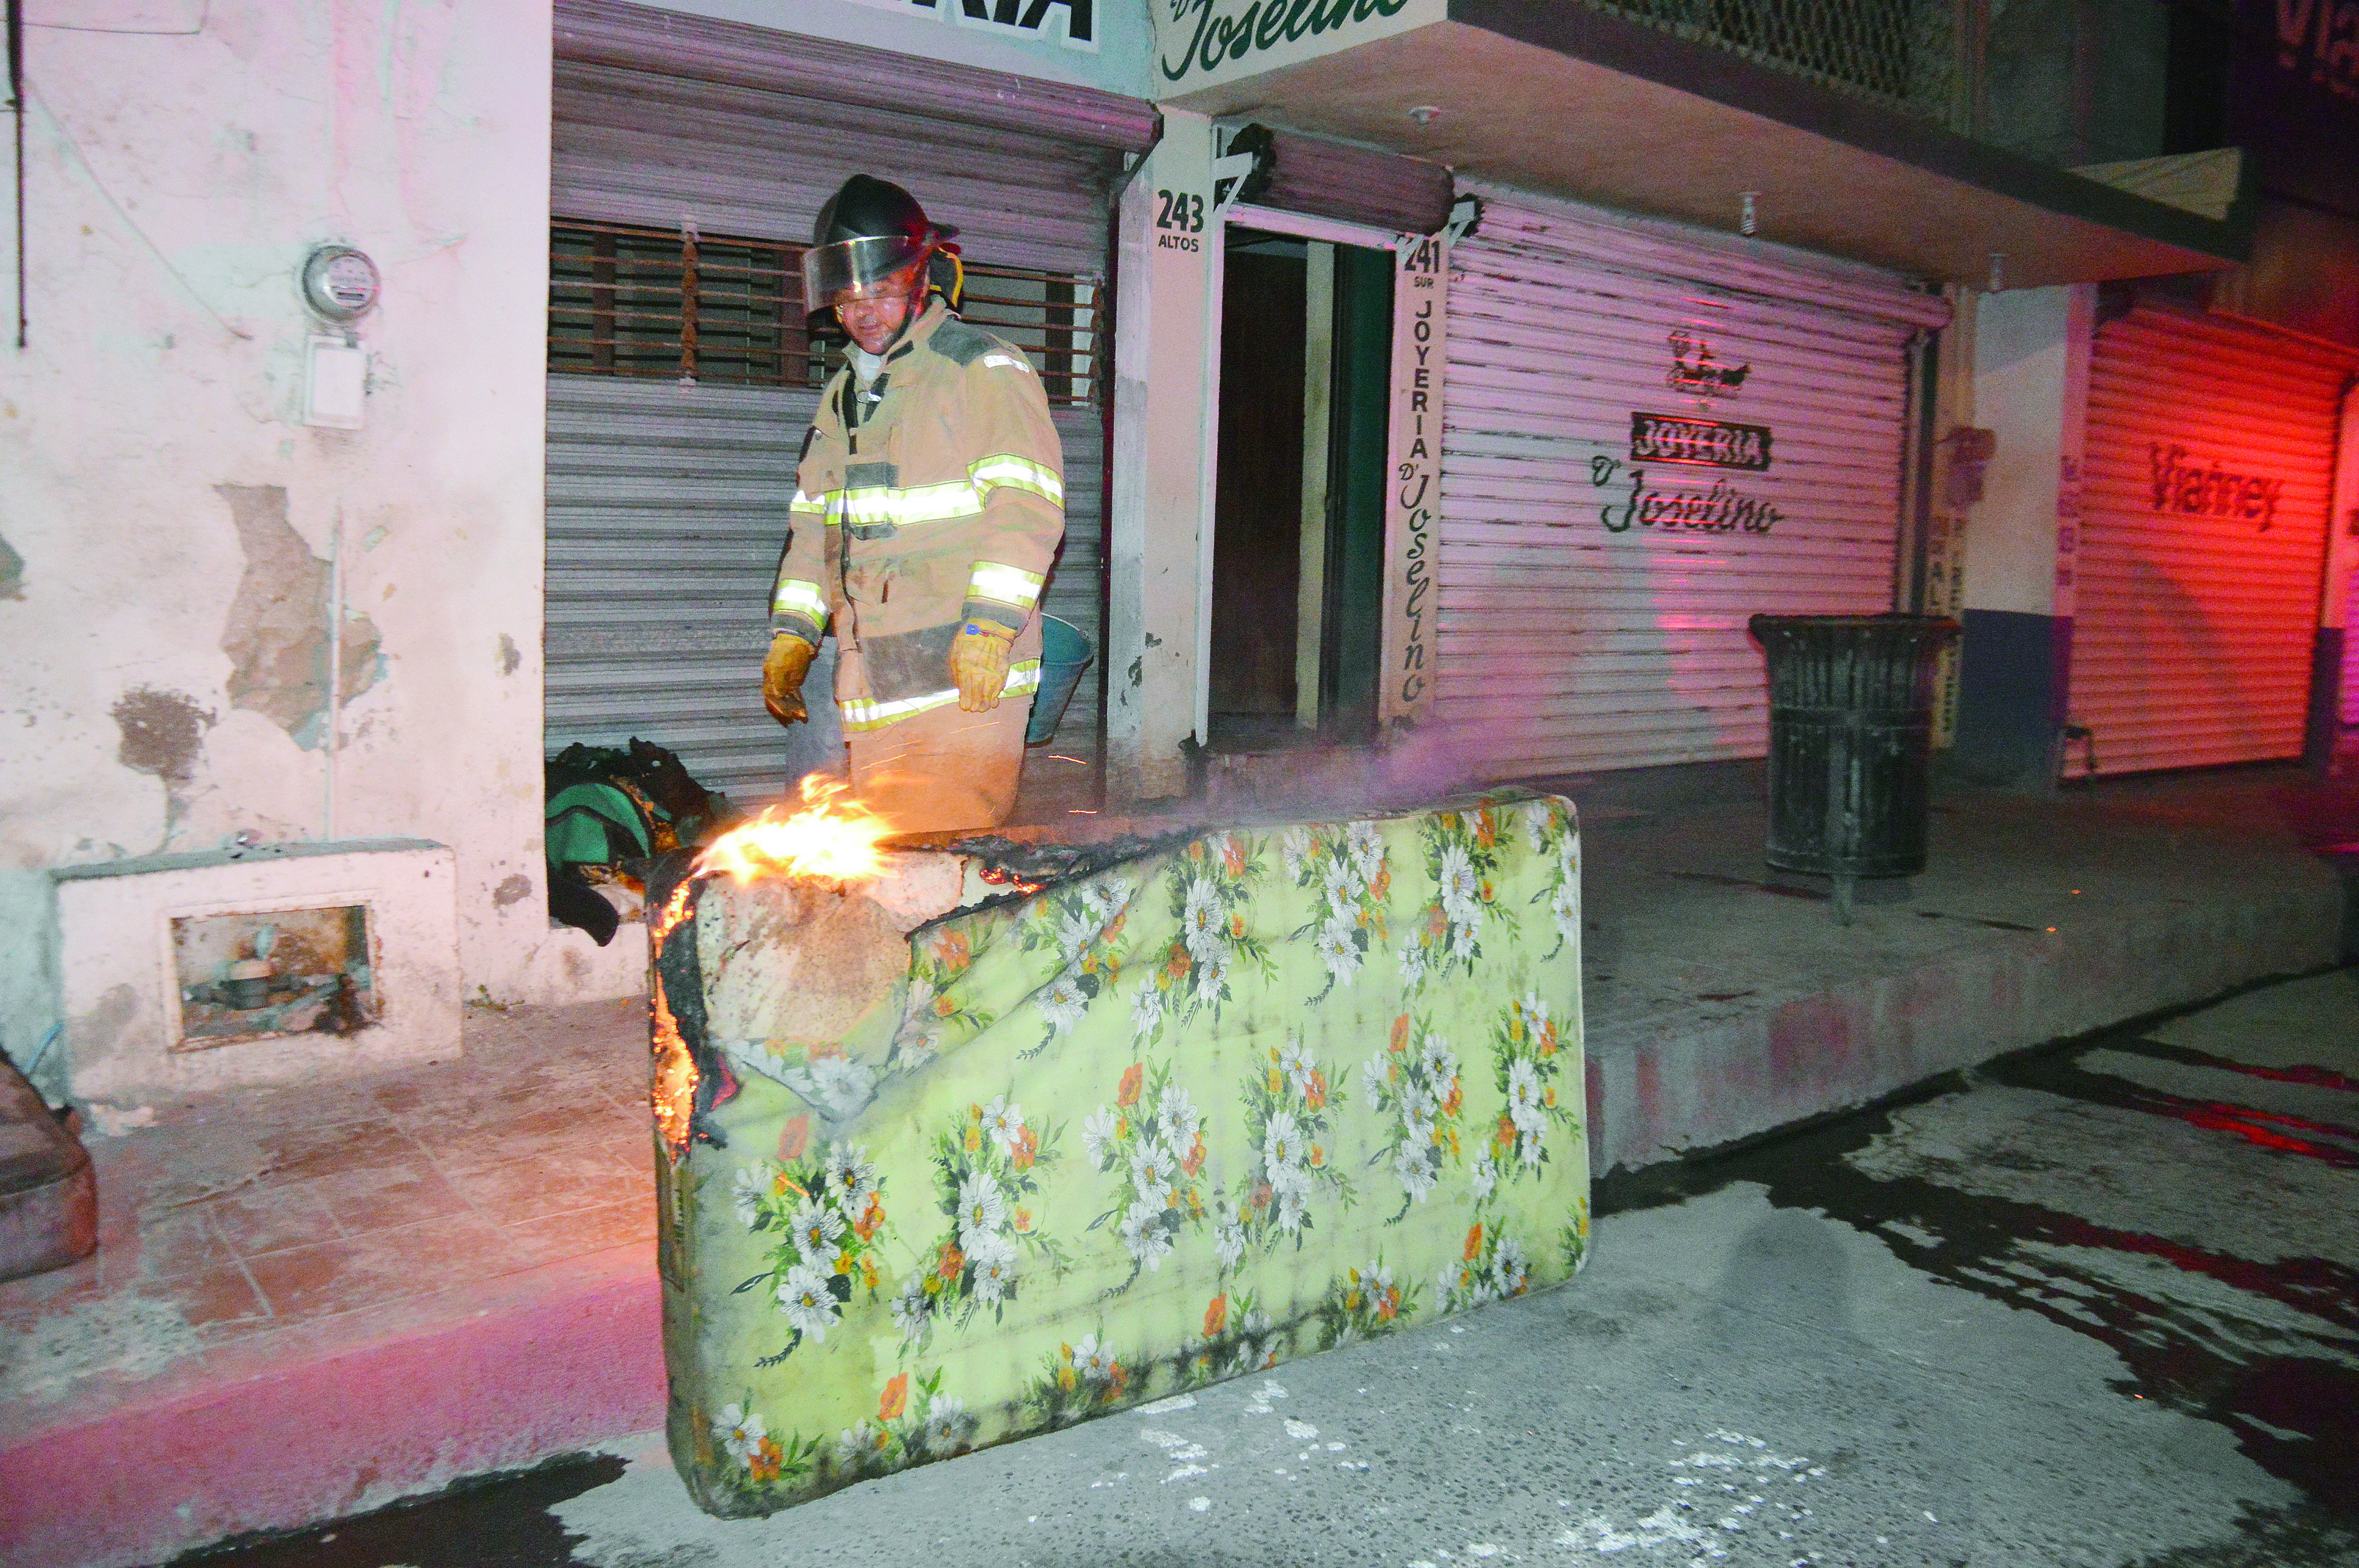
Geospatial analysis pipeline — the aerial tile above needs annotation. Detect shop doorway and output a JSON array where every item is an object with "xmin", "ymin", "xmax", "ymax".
[{"xmin": 1208, "ymin": 227, "xmax": 1394, "ymax": 747}]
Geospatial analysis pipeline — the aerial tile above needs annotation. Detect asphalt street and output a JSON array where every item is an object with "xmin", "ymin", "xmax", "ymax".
[{"xmin": 170, "ymin": 967, "xmax": 2359, "ymax": 1568}]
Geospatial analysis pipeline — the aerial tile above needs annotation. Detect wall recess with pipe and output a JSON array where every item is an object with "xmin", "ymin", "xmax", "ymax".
[{"xmin": 51, "ymin": 839, "xmax": 461, "ymax": 1103}]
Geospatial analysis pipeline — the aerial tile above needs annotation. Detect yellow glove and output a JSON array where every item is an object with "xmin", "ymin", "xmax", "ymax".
[
  {"xmin": 763, "ymin": 634, "xmax": 817, "ymax": 727},
  {"xmin": 948, "ymin": 621, "xmax": 1015, "ymax": 713}
]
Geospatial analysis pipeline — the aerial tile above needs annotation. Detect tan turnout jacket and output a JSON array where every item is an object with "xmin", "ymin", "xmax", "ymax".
[{"xmin": 770, "ymin": 299, "xmax": 1065, "ymax": 733}]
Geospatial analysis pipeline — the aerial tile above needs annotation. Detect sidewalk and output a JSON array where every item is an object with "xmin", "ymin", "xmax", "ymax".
[
  {"xmin": 1, "ymin": 769, "xmax": 2347, "ymax": 1568},
  {"xmin": 0, "ymin": 1000, "xmax": 663, "ymax": 1568},
  {"xmin": 1574, "ymin": 769, "xmax": 2349, "ymax": 1171}
]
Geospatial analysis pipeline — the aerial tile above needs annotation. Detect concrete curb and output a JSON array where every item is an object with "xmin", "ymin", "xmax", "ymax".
[
  {"xmin": 0, "ymin": 1247, "xmax": 663, "ymax": 1568},
  {"xmin": 1584, "ymin": 867, "xmax": 2342, "ymax": 1174}
]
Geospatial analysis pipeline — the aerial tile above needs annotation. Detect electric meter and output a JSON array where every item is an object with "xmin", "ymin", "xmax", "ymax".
[{"xmin": 301, "ymin": 246, "xmax": 381, "ymax": 322}]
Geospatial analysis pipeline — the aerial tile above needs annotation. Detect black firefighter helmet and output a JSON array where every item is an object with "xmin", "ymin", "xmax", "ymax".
[{"xmin": 801, "ymin": 175, "xmax": 964, "ymax": 340}]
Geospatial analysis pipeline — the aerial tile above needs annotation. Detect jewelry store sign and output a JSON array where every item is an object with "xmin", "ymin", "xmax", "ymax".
[
  {"xmin": 1380, "ymin": 230, "xmax": 1447, "ymax": 725},
  {"xmin": 1154, "ymin": 0, "xmax": 1445, "ymax": 91},
  {"xmin": 1583, "ymin": 335, "xmax": 1786, "ymax": 536}
]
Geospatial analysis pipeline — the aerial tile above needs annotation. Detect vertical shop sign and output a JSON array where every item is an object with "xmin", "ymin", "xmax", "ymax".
[
  {"xmin": 1380, "ymin": 230, "xmax": 1446, "ymax": 725},
  {"xmin": 2053, "ymin": 287, "xmax": 2094, "ymax": 625},
  {"xmin": 1922, "ymin": 510, "xmax": 1967, "ymax": 747}
]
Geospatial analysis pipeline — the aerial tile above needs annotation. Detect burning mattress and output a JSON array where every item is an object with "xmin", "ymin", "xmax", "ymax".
[{"xmin": 646, "ymin": 788, "xmax": 1587, "ymax": 1515}]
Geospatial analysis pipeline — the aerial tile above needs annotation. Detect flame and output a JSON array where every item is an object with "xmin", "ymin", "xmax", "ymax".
[
  {"xmin": 648, "ymin": 778, "xmax": 893, "ymax": 1156},
  {"xmin": 693, "ymin": 775, "xmax": 891, "ymax": 886},
  {"xmin": 650, "ymin": 977, "xmax": 697, "ymax": 1155},
  {"xmin": 650, "ymin": 880, "xmax": 696, "ymax": 942},
  {"xmin": 977, "ymin": 863, "xmax": 1047, "ymax": 896},
  {"xmin": 648, "ymin": 879, "xmax": 700, "ymax": 1156}
]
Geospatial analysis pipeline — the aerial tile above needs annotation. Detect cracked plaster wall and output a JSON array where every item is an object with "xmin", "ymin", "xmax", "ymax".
[
  {"xmin": 214, "ymin": 482, "xmax": 385, "ymax": 744},
  {"xmin": 0, "ymin": 1, "xmax": 623, "ymax": 1097}
]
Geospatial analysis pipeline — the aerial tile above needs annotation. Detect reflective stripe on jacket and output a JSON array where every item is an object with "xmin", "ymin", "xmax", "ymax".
[{"xmin": 769, "ymin": 299, "xmax": 1065, "ymax": 729}]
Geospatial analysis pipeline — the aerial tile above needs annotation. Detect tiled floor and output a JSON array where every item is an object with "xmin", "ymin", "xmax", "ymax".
[{"xmin": 0, "ymin": 997, "xmax": 654, "ymax": 1383}]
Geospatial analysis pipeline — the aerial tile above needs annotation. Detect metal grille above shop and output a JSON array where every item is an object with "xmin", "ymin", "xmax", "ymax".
[
  {"xmin": 548, "ymin": 220, "xmax": 1103, "ymax": 405},
  {"xmin": 1577, "ymin": 0, "xmax": 1964, "ymax": 126},
  {"xmin": 2067, "ymin": 307, "xmax": 2352, "ymax": 776},
  {"xmin": 1437, "ymin": 191, "xmax": 1946, "ymax": 779}
]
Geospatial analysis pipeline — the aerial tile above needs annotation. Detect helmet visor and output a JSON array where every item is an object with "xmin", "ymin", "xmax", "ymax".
[{"xmin": 801, "ymin": 234, "xmax": 929, "ymax": 314}]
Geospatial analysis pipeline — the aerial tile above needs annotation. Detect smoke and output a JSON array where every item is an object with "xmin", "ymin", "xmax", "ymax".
[{"xmin": 1189, "ymin": 717, "xmax": 1519, "ymax": 826}]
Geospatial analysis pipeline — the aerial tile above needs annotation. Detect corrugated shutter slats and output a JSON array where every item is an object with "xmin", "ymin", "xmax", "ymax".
[
  {"xmin": 546, "ymin": 379, "xmax": 808, "ymax": 799},
  {"xmin": 2067, "ymin": 306, "xmax": 2347, "ymax": 775},
  {"xmin": 1438, "ymin": 193, "xmax": 1929, "ymax": 776},
  {"xmin": 1250, "ymin": 129, "xmax": 1455, "ymax": 235},
  {"xmin": 546, "ymin": 16, "xmax": 1126, "ymax": 806},
  {"xmin": 553, "ymin": 61, "xmax": 1119, "ymax": 277},
  {"xmin": 547, "ymin": 378, "xmax": 1103, "ymax": 803}
]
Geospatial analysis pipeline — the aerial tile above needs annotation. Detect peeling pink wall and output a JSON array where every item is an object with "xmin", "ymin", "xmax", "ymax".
[{"xmin": 0, "ymin": 1, "xmax": 622, "ymax": 1098}]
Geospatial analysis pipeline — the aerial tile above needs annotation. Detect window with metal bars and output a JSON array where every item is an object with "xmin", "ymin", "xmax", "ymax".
[{"xmin": 548, "ymin": 218, "xmax": 1103, "ymax": 405}]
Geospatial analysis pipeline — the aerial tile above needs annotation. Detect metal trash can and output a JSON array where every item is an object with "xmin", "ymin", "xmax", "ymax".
[{"xmin": 1748, "ymin": 613, "xmax": 1961, "ymax": 921}]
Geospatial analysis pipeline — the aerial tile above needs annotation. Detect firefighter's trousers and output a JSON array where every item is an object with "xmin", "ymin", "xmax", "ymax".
[{"xmin": 847, "ymin": 693, "xmax": 1032, "ymax": 836}]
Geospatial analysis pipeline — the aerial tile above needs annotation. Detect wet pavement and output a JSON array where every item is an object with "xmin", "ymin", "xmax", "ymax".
[{"xmin": 164, "ymin": 968, "xmax": 2358, "ymax": 1568}]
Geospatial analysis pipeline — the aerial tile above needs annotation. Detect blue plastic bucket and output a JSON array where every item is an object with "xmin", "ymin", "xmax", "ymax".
[{"xmin": 1026, "ymin": 614, "xmax": 1094, "ymax": 745}]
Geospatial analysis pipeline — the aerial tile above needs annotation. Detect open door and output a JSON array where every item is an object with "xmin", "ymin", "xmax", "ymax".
[{"xmin": 1208, "ymin": 226, "xmax": 1394, "ymax": 749}]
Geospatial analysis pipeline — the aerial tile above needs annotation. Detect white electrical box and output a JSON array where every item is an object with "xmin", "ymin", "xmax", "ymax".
[{"xmin": 303, "ymin": 335, "xmax": 369, "ymax": 429}]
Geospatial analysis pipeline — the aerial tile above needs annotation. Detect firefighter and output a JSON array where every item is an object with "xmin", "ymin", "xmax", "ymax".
[{"xmin": 762, "ymin": 176, "xmax": 1064, "ymax": 835}]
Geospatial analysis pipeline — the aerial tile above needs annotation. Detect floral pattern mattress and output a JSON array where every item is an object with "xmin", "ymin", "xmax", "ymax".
[{"xmin": 651, "ymin": 791, "xmax": 1587, "ymax": 1515}]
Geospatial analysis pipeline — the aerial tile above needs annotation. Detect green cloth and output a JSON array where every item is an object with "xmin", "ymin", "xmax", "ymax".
[
  {"xmin": 658, "ymin": 793, "xmax": 1587, "ymax": 1514},
  {"xmin": 545, "ymin": 782, "xmax": 651, "ymax": 867}
]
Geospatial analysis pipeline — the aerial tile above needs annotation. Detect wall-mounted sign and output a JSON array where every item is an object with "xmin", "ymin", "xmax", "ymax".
[
  {"xmin": 846, "ymin": 0, "xmax": 1100, "ymax": 52},
  {"xmin": 1380, "ymin": 229, "xmax": 1447, "ymax": 726},
  {"xmin": 2148, "ymin": 442, "xmax": 2286, "ymax": 531},
  {"xmin": 1152, "ymin": 0, "xmax": 1444, "ymax": 93},
  {"xmin": 1665, "ymin": 329, "xmax": 1750, "ymax": 398},
  {"xmin": 1575, "ymin": 328, "xmax": 1785, "ymax": 534},
  {"xmin": 1629, "ymin": 412, "xmax": 1773, "ymax": 470},
  {"xmin": 1922, "ymin": 509, "xmax": 1967, "ymax": 747},
  {"xmin": 1586, "ymin": 454, "xmax": 1783, "ymax": 535}
]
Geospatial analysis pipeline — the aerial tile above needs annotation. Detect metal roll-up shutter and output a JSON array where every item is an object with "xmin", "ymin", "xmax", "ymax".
[
  {"xmin": 546, "ymin": 382, "xmax": 1104, "ymax": 803},
  {"xmin": 1036, "ymin": 406, "xmax": 1106, "ymax": 768},
  {"xmin": 546, "ymin": 6, "xmax": 1136, "ymax": 807},
  {"xmin": 547, "ymin": 378, "xmax": 824, "ymax": 803},
  {"xmin": 552, "ymin": 61, "xmax": 1125, "ymax": 277},
  {"xmin": 1437, "ymin": 192, "xmax": 1948, "ymax": 778},
  {"xmin": 2068, "ymin": 308, "xmax": 2351, "ymax": 775},
  {"xmin": 1229, "ymin": 125, "xmax": 1455, "ymax": 235}
]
